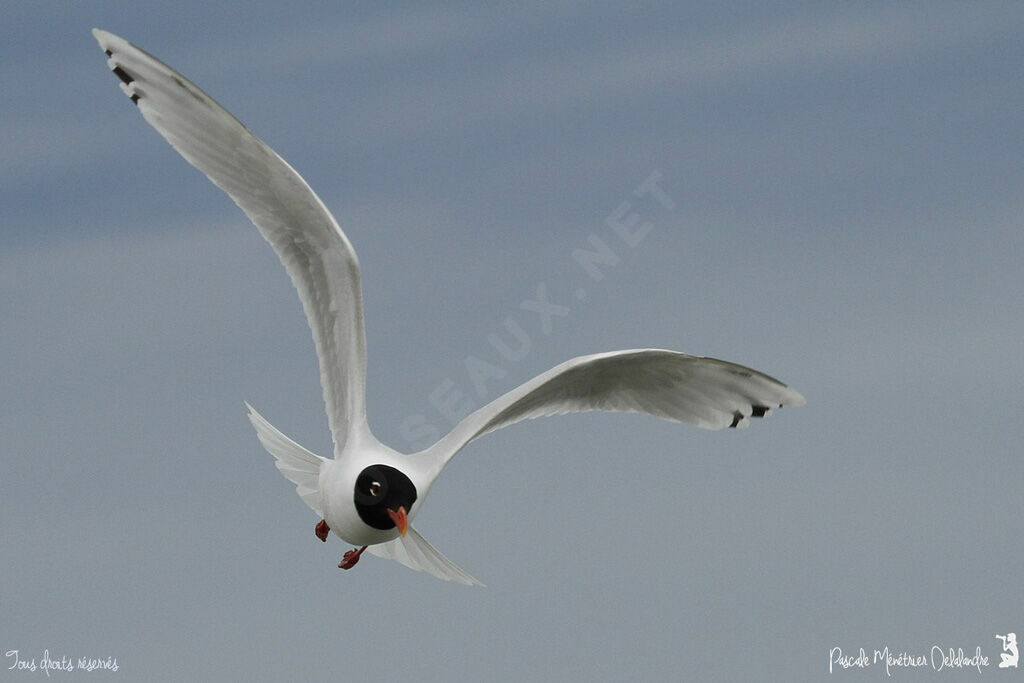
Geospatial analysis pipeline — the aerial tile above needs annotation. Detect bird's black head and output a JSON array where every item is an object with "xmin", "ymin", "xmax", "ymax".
[{"xmin": 353, "ymin": 464, "xmax": 417, "ymax": 533}]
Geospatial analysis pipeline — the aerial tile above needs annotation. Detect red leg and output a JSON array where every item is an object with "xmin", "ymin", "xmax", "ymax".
[
  {"xmin": 339, "ymin": 546, "xmax": 368, "ymax": 570},
  {"xmin": 315, "ymin": 519, "xmax": 330, "ymax": 542}
]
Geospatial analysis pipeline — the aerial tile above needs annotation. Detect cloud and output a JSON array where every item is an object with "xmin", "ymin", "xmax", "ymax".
[
  {"xmin": 5, "ymin": 3, "xmax": 1020, "ymax": 190},
  {"xmin": 192, "ymin": 3, "xmax": 1024, "ymax": 141}
]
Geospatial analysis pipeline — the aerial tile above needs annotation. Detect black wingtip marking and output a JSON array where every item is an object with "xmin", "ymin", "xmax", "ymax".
[
  {"xmin": 130, "ymin": 93, "xmax": 140, "ymax": 105},
  {"xmin": 751, "ymin": 405, "xmax": 769, "ymax": 418},
  {"xmin": 104, "ymin": 49, "xmax": 112, "ymax": 57},
  {"xmin": 729, "ymin": 411, "xmax": 743, "ymax": 428},
  {"xmin": 112, "ymin": 65, "xmax": 133, "ymax": 85}
]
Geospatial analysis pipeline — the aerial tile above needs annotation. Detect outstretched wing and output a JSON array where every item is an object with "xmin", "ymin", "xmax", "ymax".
[
  {"xmin": 93, "ymin": 29, "xmax": 369, "ymax": 454},
  {"xmin": 427, "ymin": 349, "xmax": 805, "ymax": 466},
  {"xmin": 367, "ymin": 527, "xmax": 485, "ymax": 586}
]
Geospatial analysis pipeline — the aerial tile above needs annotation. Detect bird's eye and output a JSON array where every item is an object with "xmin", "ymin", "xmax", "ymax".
[{"xmin": 369, "ymin": 481, "xmax": 382, "ymax": 496}]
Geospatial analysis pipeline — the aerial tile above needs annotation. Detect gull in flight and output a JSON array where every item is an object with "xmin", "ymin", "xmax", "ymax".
[{"xmin": 93, "ymin": 29, "xmax": 804, "ymax": 586}]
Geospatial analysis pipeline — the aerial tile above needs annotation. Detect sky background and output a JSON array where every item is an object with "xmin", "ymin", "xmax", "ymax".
[{"xmin": 3, "ymin": 2, "xmax": 1024, "ymax": 680}]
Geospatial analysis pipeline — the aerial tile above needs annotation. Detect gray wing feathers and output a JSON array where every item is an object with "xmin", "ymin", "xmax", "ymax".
[
  {"xmin": 431, "ymin": 349, "xmax": 804, "ymax": 465},
  {"xmin": 94, "ymin": 29, "xmax": 367, "ymax": 454}
]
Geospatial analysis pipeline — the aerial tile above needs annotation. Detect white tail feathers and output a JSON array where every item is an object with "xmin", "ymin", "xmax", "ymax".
[
  {"xmin": 367, "ymin": 527, "xmax": 485, "ymax": 586},
  {"xmin": 245, "ymin": 402, "xmax": 326, "ymax": 516}
]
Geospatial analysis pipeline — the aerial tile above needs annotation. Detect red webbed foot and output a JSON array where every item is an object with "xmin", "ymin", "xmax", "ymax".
[
  {"xmin": 338, "ymin": 546, "xmax": 368, "ymax": 570},
  {"xmin": 315, "ymin": 519, "xmax": 330, "ymax": 542}
]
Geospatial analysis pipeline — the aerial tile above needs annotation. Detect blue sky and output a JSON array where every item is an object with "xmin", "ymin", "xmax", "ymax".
[{"xmin": 3, "ymin": 2, "xmax": 1024, "ymax": 680}]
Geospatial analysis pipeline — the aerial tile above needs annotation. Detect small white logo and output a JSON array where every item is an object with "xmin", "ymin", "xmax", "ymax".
[{"xmin": 996, "ymin": 633, "xmax": 1018, "ymax": 669}]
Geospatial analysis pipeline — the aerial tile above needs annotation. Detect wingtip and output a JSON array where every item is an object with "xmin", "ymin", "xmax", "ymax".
[
  {"xmin": 91, "ymin": 28, "xmax": 110, "ymax": 47},
  {"xmin": 92, "ymin": 28, "xmax": 127, "ymax": 55},
  {"xmin": 243, "ymin": 401, "xmax": 261, "ymax": 420}
]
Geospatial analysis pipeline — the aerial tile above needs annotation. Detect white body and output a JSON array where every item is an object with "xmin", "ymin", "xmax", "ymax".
[{"xmin": 94, "ymin": 29, "xmax": 804, "ymax": 586}]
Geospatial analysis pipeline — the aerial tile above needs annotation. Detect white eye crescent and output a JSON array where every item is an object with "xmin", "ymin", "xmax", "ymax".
[{"xmin": 369, "ymin": 481, "xmax": 382, "ymax": 496}]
